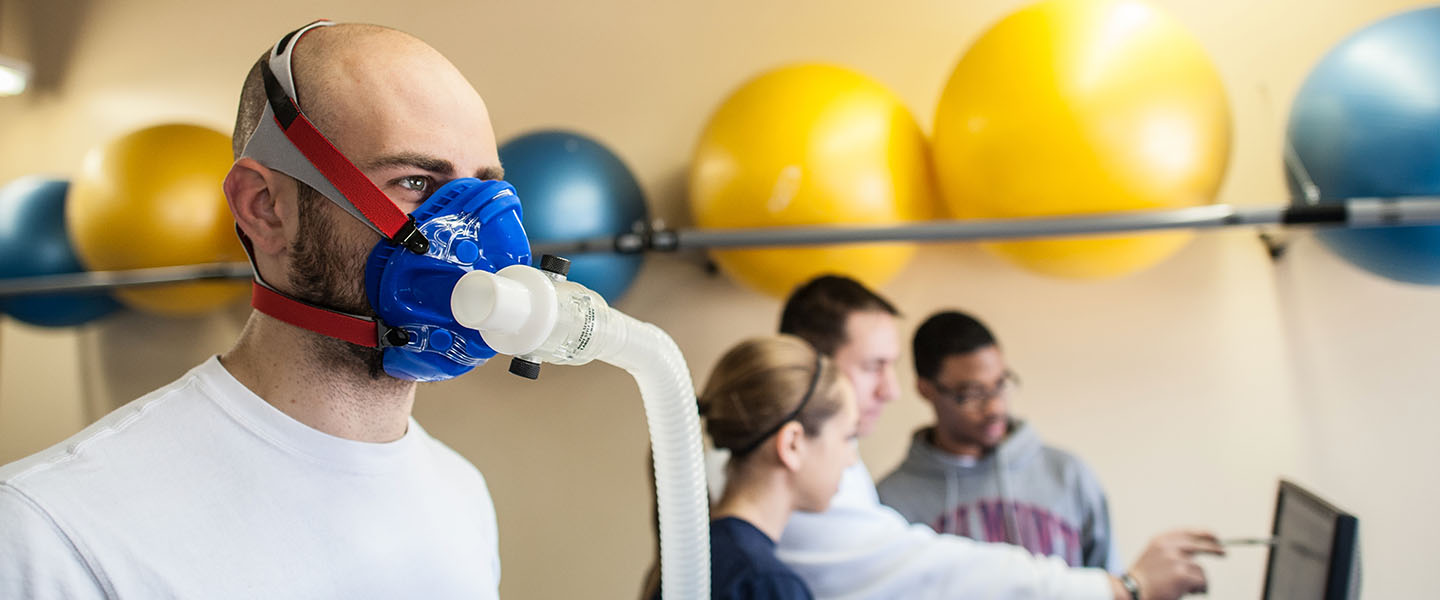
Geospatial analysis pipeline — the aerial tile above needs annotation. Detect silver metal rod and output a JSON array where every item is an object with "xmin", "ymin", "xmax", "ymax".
[
  {"xmin": 4, "ymin": 198, "xmax": 1439, "ymax": 298},
  {"xmin": 679, "ymin": 204, "xmax": 1282, "ymax": 248},
  {"xmin": 529, "ymin": 204, "xmax": 1275, "ymax": 255},
  {"xmin": 1348, "ymin": 197, "xmax": 1440, "ymax": 227},
  {"xmin": 530, "ymin": 198, "xmax": 1440, "ymax": 256},
  {"xmin": 0, "ymin": 263, "xmax": 254, "ymax": 296}
]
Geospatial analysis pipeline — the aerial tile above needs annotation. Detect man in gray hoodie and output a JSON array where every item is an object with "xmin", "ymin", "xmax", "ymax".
[{"xmin": 878, "ymin": 310, "xmax": 1122, "ymax": 573}]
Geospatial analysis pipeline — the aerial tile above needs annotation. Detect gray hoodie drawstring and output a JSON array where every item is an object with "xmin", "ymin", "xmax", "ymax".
[
  {"xmin": 944, "ymin": 463, "xmax": 957, "ymax": 535},
  {"xmin": 996, "ymin": 445, "xmax": 1026, "ymax": 551}
]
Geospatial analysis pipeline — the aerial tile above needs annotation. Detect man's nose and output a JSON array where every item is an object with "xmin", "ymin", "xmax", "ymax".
[
  {"xmin": 878, "ymin": 368, "xmax": 901, "ymax": 404},
  {"xmin": 982, "ymin": 393, "xmax": 1007, "ymax": 418}
]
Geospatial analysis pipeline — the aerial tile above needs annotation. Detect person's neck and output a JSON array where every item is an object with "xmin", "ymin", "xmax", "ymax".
[
  {"xmin": 712, "ymin": 467, "xmax": 796, "ymax": 543},
  {"xmin": 930, "ymin": 426, "xmax": 995, "ymax": 459},
  {"xmin": 219, "ymin": 311, "xmax": 416, "ymax": 443}
]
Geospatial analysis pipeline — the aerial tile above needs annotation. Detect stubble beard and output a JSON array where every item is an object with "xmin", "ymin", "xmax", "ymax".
[{"xmin": 287, "ymin": 185, "xmax": 394, "ymax": 382}]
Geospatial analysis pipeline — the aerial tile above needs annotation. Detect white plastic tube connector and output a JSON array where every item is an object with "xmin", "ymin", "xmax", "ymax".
[{"xmin": 453, "ymin": 266, "xmax": 710, "ymax": 600}]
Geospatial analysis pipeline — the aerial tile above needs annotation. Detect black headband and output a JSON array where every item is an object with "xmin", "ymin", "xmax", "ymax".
[{"xmin": 731, "ymin": 352, "xmax": 825, "ymax": 457}]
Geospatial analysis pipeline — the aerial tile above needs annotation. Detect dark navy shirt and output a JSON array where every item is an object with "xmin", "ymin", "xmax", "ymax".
[{"xmin": 654, "ymin": 517, "xmax": 813, "ymax": 600}]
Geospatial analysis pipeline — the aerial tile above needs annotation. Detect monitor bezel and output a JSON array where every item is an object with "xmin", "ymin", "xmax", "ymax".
[{"xmin": 1261, "ymin": 479, "xmax": 1359, "ymax": 600}]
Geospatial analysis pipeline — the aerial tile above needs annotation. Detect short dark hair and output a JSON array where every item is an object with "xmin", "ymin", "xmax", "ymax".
[
  {"xmin": 912, "ymin": 310, "xmax": 997, "ymax": 380},
  {"xmin": 233, "ymin": 54, "xmax": 268, "ymax": 159},
  {"xmin": 779, "ymin": 275, "xmax": 898, "ymax": 356}
]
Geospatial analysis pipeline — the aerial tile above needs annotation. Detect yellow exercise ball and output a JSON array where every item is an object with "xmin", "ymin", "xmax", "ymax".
[
  {"xmin": 932, "ymin": 0, "xmax": 1232, "ymax": 279},
  {"xmin": 690, "ymin": 64, "xmax": 937, "ymax": 298},
  {"xmin": 69, "ymin": 124, "xmax": 247, "ymax": 315}
]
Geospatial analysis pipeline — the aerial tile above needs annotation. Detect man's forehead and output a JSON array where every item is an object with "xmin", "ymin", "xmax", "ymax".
[
  {"xmin": 323, "ymin": 112, "xmax": 498, "ymax": 180},
  {"xmin": 309, "ymin": 68, "xmax": 489, "ymax": 136},
  {"xmin": 939, "ymin": 347, "xmax": 1006, "ymax": 381},
  {"xmin": 844, "ymin": 311, "xmax": 898, "ymax": 344},
  {"xmin": 836, "ymin": 322, "xmax": 899, "ymax": 365},
  {"xmin": 318, "ymin": 96, "xmax": 496, "ymax": 180}
]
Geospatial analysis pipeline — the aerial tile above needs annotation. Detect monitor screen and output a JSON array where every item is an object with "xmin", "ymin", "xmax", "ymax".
[{"xmin": 1262, "ymin": 480, "xmax": 1360, "ymax": 600}]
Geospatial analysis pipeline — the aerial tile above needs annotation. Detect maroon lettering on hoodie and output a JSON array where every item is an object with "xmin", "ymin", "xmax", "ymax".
[{"xmin": 971, "ymin": 499, "xmax": 1082, "ymax": 565}]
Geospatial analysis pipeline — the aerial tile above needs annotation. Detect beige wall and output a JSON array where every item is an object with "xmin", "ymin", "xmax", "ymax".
[{"xmin": 2, "ymin": 0, "xmax": 1437, "ymax": 597}]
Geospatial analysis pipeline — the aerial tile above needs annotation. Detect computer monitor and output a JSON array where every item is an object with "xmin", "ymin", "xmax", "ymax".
[{"xmin": 1261, "ymin": 480, "xmax": 1360, "ymax": 600}]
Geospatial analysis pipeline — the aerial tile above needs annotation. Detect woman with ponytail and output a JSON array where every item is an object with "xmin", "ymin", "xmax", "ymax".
[{"xmin": 649, "ymin": 334, "xmax": 858, "ymax": 599}]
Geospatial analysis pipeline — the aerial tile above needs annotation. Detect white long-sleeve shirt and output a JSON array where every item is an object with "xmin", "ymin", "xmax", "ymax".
[{"xmin": 709, "ymin": 448, "xmax": 1114, "ymax": 599}]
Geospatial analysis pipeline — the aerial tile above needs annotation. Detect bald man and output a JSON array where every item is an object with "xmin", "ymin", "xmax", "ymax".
[{"xmin": 0, "ymin": 23, "xmax": 504, "ymax": 598}]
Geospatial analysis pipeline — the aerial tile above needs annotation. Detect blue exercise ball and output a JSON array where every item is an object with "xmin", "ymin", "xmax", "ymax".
[
  {"xmin": 0, "ymin": 177, "xmax": 122, "ymax": 327},
  {"xmin": 499, "ymin": 130, "xmax": 647, "ymax": 303},
  {"xmin": 1286, "ymin": 6, "xmax": 1440, "ymax": 285}
]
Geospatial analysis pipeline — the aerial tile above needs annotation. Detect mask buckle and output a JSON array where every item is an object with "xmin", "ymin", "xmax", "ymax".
[
  {"xmin": 378, "ymin": 321, "xmax": 411, "ymax": 348},
  {"xmin": 391, "ymin": 216, "xmax": 430, "ymax": 255}
]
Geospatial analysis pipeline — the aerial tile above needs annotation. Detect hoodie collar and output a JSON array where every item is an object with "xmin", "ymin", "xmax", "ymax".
[{"xmin": 902, "ymin": 419, "xmax": 1041, "ymax": 476}]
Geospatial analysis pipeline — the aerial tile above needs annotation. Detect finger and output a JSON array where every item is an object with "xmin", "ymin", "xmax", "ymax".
[
  {"xmin": 1180, "ymin": 539, "xmax": 1226, "ymax": 557},
  {"xmin": 1181, "ymin": 529, "xmax": 1222, "ymax": 545}
]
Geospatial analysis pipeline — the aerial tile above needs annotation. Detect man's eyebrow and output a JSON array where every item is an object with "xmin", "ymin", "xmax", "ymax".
[
  {"xmin": 476, "ymin": 165, "xmax": 504, "ymax": 180},
  {"xmin": 362, "ymin": 152, "xmax": 455, "ymax": 175}
]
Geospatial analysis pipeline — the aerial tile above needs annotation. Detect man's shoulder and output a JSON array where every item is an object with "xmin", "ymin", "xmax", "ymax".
[
  {"xmin": 874, "ymin": 464, "xmax": 923, "ymax": 501},
  {"xmin": 1035, "ymin": 442, "xmax": 1097, "ymax": 473},
  {"xmin": 1032, "ymin": 443, "xmax": 1108, "ymax": 497},
  {"xmin": 876, "ymin": 444, "xmax": 935, "ymax": 482},
  {"xmin": 875, "ymin": 436, "xmax": 946, "ymax": 502},
  {"xmin": 1036, "ymin": 441, "xmax": 1084, "ymax": 464},
  {"xmin": 0, "ymin": 365, "xmax": 216, "ymax": 598},
  {"xmin": 410, "ymin": 422, "xmax": 490, "ymax": 490},
  {"xmin": 0, "ymin": 364, "xmax": 213, "ymax": 492}
]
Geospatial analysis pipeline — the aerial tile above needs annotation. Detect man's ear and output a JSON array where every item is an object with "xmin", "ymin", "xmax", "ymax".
[
  {"xmin": 224, "ymin": 158, "xmax": 289, "ymax": 255},
  {"xmin": 774, "ymin": 422, "xmax": 807, "ymax": 473},
  {"xmin": 917, "ymin": 378, "xmax": 940, "ymax": 405}
]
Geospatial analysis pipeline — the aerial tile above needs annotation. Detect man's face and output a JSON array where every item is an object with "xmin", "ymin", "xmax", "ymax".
[
  {"xmin": 920, "ymin": 345, "xmax": 1012, "ymax": 452},
  {"xmin": 830, "ymin": 310, "xmax": 901, "ymax": 437},
  {"xmin": 283, "ymin": 31, "xmax": 503, "ymax": 375}
]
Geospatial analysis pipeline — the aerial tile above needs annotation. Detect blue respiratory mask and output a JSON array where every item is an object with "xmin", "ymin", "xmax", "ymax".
[{"xmin": 364, "ymin": 178, "xmax": 531, "ymax": 382}]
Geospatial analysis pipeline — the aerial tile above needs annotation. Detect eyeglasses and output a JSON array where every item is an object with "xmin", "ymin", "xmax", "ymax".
[{"xmin": 930, "ymin": 370, "xmax": 1020, "ymax": 409}]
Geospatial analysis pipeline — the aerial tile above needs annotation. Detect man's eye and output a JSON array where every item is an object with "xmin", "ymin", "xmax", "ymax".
[{"xmin": 398, "ymin": 175, "xmax": 432, "ymax": 193}]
